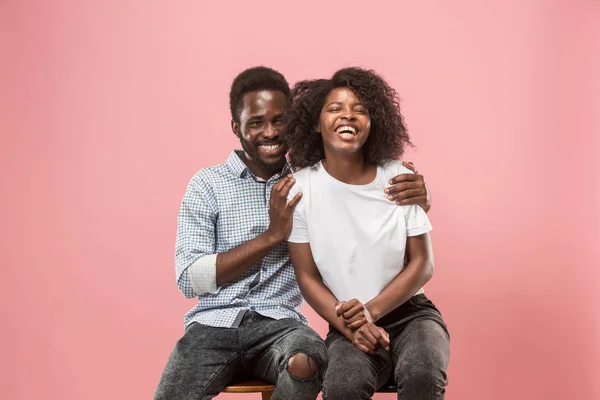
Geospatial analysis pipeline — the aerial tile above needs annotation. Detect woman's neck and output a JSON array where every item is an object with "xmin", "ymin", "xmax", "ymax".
[{"xmin": 322, "ymin": 153, "xmax": 376, "ymax": 185}]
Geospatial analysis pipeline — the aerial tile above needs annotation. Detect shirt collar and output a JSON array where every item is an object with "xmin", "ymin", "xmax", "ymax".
[{"xmin": 226, "ymin": 150, "xmax": 249, "ymax": 178}]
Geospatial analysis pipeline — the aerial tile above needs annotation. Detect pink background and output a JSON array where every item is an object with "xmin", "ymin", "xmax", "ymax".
[{"xmin": 2, "ymin": 1, "xmax": 599, "ymax": 399}]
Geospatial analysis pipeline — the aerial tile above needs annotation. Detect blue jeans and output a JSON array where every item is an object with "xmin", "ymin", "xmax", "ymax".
[
  {"xmin": 154, "ymin": 311, "xmax": 326, "ymax": 400},
  {"xmin": 322, "ymin": 294, "xmax": 450, "ymax": 400}
]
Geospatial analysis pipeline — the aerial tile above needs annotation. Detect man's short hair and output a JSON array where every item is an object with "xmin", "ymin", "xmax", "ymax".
[{"xmin": 229, "ymin": 66, "xmax": 291, "ymax": 124}]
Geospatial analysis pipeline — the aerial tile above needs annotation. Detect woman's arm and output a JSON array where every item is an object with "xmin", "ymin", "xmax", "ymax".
[
  {"xmin": 288, "ymin": 242, "xmax": 388, "ymax": 353},
  {"xmin": 288, "ymin": 242, "xmax": 353, "ymax": 339},
  {"xmin": 365, "ymin": 232, "xmax": 434, "ymax": 322}
]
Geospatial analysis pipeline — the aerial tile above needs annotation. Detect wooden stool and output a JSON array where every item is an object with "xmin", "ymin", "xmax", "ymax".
[
  {"xmin": 222, "ymin": 380, "xmax": 275, "ymax": 399},
  {"xmin": 222, "ymin": 379, "xmax": 398, "ymax": 398}
]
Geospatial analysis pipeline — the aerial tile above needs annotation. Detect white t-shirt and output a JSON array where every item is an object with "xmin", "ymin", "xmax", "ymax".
[{"xmin": 287, "ymin": 160, "xmax": 432, "ymax": 304}]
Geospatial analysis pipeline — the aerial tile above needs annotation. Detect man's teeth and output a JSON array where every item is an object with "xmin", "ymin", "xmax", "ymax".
[
  {"xmin": 260, "ymin": 144, "xmax": 281, "ymax": 152},
  {"xmin": 336, "ymin": 126, "xmax": 357, "ymax": 135}
]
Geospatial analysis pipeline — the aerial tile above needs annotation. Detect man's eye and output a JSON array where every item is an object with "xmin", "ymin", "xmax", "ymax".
[
  {"xmin": 249, "ymin": 121, "xmax": 261, "ymax": 127},
  {"xmin": 274, "ymin": 119, "xmax": 284, "ymax": 125},
  {"xmin": 328, "ymin": 108, "xmax": 341, "ymax": 112},
  {"xmin": 356, "ymin": 109, "xmax": 368, "ymax": 114}
]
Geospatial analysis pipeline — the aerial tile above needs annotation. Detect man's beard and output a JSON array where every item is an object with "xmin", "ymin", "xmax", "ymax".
[{"xmin": 239, "ymin": 136, "xmax": 287, "ymax": 173}]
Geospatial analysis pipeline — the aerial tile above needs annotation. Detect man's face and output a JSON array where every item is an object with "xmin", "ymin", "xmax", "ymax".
[{"xmin": 232, "ymin": 90, "xmax": 288, "ymax": 173}]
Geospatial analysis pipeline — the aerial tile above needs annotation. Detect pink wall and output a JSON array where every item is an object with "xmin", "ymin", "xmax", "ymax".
[{"xmin": 1, "ymin": 1, "xmax": 598, "ymax": 399}]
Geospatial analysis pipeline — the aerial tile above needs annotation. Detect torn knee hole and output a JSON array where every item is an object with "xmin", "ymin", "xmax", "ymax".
[{"xmin": 287, "ymin": 353, "xmax": 318, "ymax": 379}]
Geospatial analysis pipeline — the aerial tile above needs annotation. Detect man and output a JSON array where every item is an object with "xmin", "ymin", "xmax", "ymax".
[{"xmin": 154, "ymin": 67, "xmax": 431, "ymax": 400}]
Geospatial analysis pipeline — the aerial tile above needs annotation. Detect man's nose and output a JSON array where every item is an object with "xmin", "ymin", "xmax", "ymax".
[{"xmin": 263, "ymin": 123, "xmax": 279, "ymax": 138}]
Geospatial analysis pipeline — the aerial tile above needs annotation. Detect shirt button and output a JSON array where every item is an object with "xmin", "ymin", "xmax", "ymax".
[{"xmin": 250, "ymin": 306, "xmax": 256, "ymax": 311}]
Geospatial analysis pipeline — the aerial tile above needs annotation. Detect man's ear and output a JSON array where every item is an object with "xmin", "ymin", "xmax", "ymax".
[{"xmin": 231, "ymin": 120, "xmax": 240, "ymax": 137}]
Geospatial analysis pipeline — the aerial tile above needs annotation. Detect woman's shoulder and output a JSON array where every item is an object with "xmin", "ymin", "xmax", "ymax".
[
  {"xmin": 380, "ymin": 160, "xmax": 414, "ymax": 180},
  {"xmin": 292, "ymin": 162, "xmax": 323, "ymax": 181},
  {"xmin": 288, "ymin": 162, "xmax": 322, "ymax": 197}
]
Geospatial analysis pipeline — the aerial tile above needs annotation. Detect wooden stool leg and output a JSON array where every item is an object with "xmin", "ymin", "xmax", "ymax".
[{"xmin": 262, "ymin": 391, "xmax": 273, "ymax": 400}]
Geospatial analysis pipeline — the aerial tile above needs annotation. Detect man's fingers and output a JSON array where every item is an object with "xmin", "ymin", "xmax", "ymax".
[
  {"xmin": 287, "ymin": 192, "xmax": 303, "ymax": 208},
  {"xmin": 388, "ymin": 173, "xmax": 419, "ymax": 185},
  {"xmin": 391, "ymin": 189, "xmax": 427, "ymax": 202},
  {"xmin": 279, "ymin": 176, "xmax": 296, "ymax": 198},
  {"xmin": 272, "ymin": 175, "xmax": 291, "ymax": 192},
  {"xmin": 402, "ymin": 161, "xmax": 418, "ymax": 174},
  {"xmin": 385, "ymin": 181, "xmax": 421, "ymax": 196}
]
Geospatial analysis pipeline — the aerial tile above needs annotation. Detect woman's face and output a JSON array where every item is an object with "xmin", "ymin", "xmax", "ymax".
[{"xmin": 317, "ymin": 87, "xmax": 371, "ymax": 157}]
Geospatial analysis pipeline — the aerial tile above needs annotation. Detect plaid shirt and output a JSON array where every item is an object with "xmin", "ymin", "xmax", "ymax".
[{"xmin": 175, "ymin": 150, "xmax": 306, "ymax": 328}]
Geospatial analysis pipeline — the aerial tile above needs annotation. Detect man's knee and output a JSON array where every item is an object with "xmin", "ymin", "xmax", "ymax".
[{"xmin": 287, "ymin": 353, "xmax": 319, "ymax": 379}]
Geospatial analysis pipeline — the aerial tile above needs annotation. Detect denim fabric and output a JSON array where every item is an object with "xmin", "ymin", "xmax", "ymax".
[
  {"xmin": 155, "ymin": 311, "xmax": 326, "ymax": 400},
  {"xmin": 322, "ymin": 294, "xmax": 450, "ymax": 400}
]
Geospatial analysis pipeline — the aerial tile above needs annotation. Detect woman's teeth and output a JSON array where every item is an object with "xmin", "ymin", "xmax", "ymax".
[{"xmin": 335, "ymin": 125, "xmax": 357, "ymax": 135}]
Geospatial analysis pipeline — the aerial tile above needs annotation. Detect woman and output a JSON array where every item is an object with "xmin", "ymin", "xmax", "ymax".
[{"xmin": 285, "ymin": 67, "xmax": 450, "ymax": 400}]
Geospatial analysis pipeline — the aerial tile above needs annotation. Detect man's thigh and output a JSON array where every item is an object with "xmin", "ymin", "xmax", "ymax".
[
  {"xmin": 154, "ymin": 323, "xmax": 242, "ymax": 400},
  {"xmin": 243, "ymin": 314, "xmax": 326, "ymax": 383}
]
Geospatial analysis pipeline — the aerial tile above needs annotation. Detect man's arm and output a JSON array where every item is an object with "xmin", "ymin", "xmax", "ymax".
[
  {"xmin": 214, "ymin": 175, "xmax": 301, "ymax": 286},
  {"xmin": 385, "ymin": 161, "xmax": 431, "ymax": 213},
  {"xmin": 176, "ymin": 174, "xmax": 300, "ymax": 297},
  {"xmin": 175, "ymin": 175, "xmax": 218, "ymax": 298}
]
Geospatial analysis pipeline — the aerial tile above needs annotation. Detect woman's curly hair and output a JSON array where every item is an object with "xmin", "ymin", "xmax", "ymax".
[{"xmin": 285, "ymin": 67, "xmax": 412, "ymax": 169}]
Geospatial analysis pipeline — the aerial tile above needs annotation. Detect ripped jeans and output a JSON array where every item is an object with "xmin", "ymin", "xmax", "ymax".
[{"xmin": 154, "ymin": 311, "xmax": 326, "ymax": 400}]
